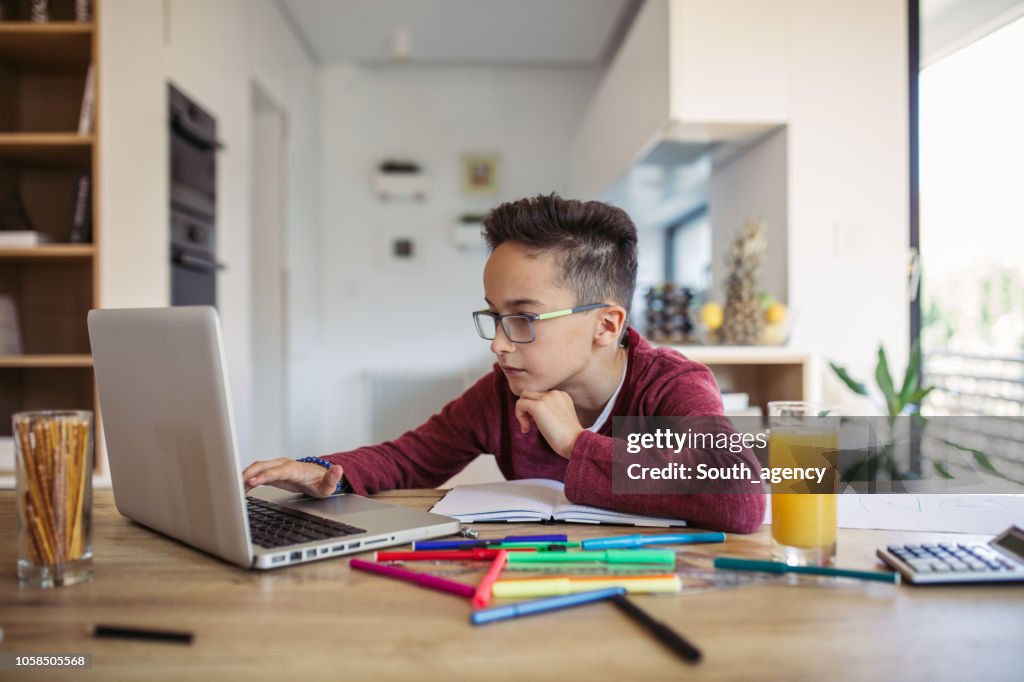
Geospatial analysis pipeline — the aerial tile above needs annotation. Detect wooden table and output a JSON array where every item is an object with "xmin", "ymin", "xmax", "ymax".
[{"xmin": 1, "ymin": 490, "xmax": 1021, "ymax": 681}]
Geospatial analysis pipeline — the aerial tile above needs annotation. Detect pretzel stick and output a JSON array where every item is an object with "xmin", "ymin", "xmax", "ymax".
[
  {"xmin": 29, "ymin": 507, "xmax": 56, "ymax": 566},
  {"xmin": 69, "ymin": 420, "xmax": 89, "ymax": 558},
  {"xmin": 16, "ymin": 421, "xmax": 58, "ymax": 565},
  {"xmin": 18, "ymin": 492, "xmax": 42, "ymax": 564}
]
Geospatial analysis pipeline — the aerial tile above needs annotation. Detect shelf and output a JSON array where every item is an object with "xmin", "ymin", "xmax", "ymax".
[
  {"xmin": 0, "ymin": 244, "xmax": 94, "ymax": 259},
  {"xmin": 0, "ymin": 355, "xmax": 93, "ymax": 368},
  {"xmin": 656, "ymin": 344, "xmax": 814, "ymax": 365},
  {"xmin": 0, "ymin": 23, "xmax": 93, "ymax": 68},
  {"xmin": 0, "ymin": 132, "xmax": 93, "ymax": 165}
]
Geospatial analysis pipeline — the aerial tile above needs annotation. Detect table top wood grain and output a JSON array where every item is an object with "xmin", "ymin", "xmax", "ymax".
[{"xmin": 1, "ymin": 490, "xmax": 1021, "ymax": 682}]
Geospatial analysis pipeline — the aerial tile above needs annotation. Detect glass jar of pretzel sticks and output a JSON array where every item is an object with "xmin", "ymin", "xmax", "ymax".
[{"xmin": 14, "ymin": 411, "xmax": 94, "ymax": 588}]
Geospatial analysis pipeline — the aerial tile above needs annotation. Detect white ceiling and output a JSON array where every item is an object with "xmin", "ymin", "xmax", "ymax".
[{"xmin": 278, "ymin": 0, "xmax": 634, "ymax": 66}]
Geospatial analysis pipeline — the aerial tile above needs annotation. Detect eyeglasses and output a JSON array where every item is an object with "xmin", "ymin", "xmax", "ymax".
[{"xmin": 473, "ymin": 303, "xmax": 610, "ymax": 344}]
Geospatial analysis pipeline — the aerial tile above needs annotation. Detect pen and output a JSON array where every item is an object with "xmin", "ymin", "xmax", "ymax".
[
  {"xmin": 582, "ymin": 532, "xmax": 726, "ymax": 550},
  {"xmin": 611, "ymin": 594, "xmax": 702, "ymax": 663},
  {"xmin": 414, "ymin": 534, "xmax": 568, "ymax": 550},
  {"xmin": 349, "ymin": 558, "xmax": 476, "ymax": 597},
  {"xmin": 472, "ymin": 550, "xmax": 509, "ymax": 608},
  {"xmin": 470, "ymin": 587, "xmax": 626, "ymax": 625},
  {"xmin": 713, "ymin": 557, "xmax": 901, "ymax": 584},
  {"xmin": 492, "ymin": 574, "xmax": 681, "ymax": 598},
  {"xmin": 508, "ymin": 549, "xmax": 676, "ymax": 565},
  {"xmin": 93, "ymin": 624, "xmax": 194, "ymax": 645},
  {"xmin": 376, "ymin": 548, "xmax": 535, "ymax": 561}
]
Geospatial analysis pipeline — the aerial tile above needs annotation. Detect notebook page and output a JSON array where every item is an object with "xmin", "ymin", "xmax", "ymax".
[
  {"xmin": 553, "ymin": 494, "xmax": 688, "ymax": 527},
  {"xmin": 429, "ymin": 479, "xmax": 564, "ymax": 522}
]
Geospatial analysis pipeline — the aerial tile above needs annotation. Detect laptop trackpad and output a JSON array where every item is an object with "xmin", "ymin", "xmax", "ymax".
[{"xmin": 287, "ymin": 494, "xmax": 391, "ymax": 515}]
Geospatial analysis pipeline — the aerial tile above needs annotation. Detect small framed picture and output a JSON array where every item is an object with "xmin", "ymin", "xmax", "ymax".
[{"xmin": 461, "ymin": 154, "xmax": 500, "ymax": 195}]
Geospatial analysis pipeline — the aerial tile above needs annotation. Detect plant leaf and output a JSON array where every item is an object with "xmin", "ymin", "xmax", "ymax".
[
  {"xmin": 829, "ymin": 362, "xmax": 868, "ymax": 396},
  {"xmin": 875, "ymin": 346, "xmax": 898, "ymax": 416},
  {"xmin": 944, "ymin": 440, "xmax": 1024, "ymax": 486},
  {"xmin": 909, "ymin": 386, "xmax": 936, "ymax": 404},
  {"xmin": 931, "ymin": 461, "xmax": 955, "ymax": 479},
  {"xmin": 899, "ymin": 340, "xmax": 922, "ymax": 410}
]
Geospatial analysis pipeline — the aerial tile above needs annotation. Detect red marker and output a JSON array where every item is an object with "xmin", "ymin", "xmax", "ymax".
[
  {"xmin": 375, "ymin": 548, "xmax": 534, "ymax": 562},
  {"xmin": 472, "ymin": 549, "xmax": 509, "ymax": 609}
]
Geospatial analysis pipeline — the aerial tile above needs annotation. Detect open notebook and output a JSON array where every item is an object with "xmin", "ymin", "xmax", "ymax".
[{"xmin": 430, "ymin": 478, "xmax": 687, "ymax": 527}]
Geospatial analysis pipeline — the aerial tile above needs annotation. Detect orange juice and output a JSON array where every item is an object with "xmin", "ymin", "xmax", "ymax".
[{"xmin": 770, "ymin": 428, "xmax": 837, "ymax": 563}]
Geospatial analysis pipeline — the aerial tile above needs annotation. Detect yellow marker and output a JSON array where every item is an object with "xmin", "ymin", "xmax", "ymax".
[{"xmin": 492, "ymin": 574, "xmax": 681, "ymax": 599}]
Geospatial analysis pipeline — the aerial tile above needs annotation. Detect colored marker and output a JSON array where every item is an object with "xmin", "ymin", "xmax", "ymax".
[
  {"xmin": 375, "ymin": 548, "xmax": 535, "ymax": 561},
  {"xmin": 713, "ymin": 557, "xmax": 900, "ymax": 584},
  {"xmin": 492, "ymin": 574, "xmax": 681, "ymax": 598},
  {"xmin": 414, "ymin": 534, "xmax": 568, "ymax": 550},
  {"xmin": 508, "ymin": 549, "xmax": 675, "ymax": 565},
  {"xmin": 582, "ymin": 532, "xmax": 725, "ymax": 550},
  {"xmin": 611, "ymin": 594, "xmax": 702, "ymax": 663},
  {"xmin": 470, "ymin": 587, "xmax": 626, "ymax": 625},
  {"xmin": 349, "ymin": 558, "xmax": 476, "ymax": 597},
  {"xmin": 472, "ymin": 550, "xmax": 509, "ymax": 608}
]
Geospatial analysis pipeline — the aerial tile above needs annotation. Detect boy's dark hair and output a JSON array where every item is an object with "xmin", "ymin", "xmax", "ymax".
[{"xmin": 482, "ymin": 193, "xmax": 638, "ymax": 315}]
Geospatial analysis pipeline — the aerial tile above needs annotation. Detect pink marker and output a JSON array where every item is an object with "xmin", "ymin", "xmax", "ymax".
[{"xmin": 349, "ymin": 558, "xmax": 475, "ymax": 598}]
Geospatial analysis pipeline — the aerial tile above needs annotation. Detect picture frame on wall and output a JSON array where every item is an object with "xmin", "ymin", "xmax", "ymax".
[{"xmin": 461, "ymin": 153, "xmax": 500, "ymax": 195}]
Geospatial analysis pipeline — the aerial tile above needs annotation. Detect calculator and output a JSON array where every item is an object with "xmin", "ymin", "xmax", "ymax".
[{"xmin": 877, "ymin": 525, "xmax": 1024, "ymax": 584}]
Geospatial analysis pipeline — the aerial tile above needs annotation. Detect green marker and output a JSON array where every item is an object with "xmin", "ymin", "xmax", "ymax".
[
  {"xmin": 714, "ymin": 557, "xmax": 900, "ymax": 584},
  {"xmin": 508, "ymin": 550, "xmax": 675, "ymax": 565},
  {"xmin": 493, "ymin": 542, "xmax": 582, "ymax": 550}
]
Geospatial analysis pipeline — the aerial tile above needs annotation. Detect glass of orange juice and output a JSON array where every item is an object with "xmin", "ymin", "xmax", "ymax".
[{"xmin": 768, "ymin": 401, "xmax": 839, "ymax": 567}]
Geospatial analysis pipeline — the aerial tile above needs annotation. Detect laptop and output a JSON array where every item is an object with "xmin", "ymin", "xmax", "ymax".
[{"xmin": 88, "ymin": 306, "xmax": 461, "ymax": 569}]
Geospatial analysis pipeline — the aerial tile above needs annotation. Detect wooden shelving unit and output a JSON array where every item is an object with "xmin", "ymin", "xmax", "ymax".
[
  {"xmin": 657, "ymin": 345, "xmax": 822, "ymax": 415},
  {"xmin": 0, "ymin": 0, "xmax": 103, "ymax": 488}
]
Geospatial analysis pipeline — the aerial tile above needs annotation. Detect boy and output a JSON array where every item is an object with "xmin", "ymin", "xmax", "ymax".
[{"xmin": 243, "ymin": 194, "xmax": 765, "ymax": 533}]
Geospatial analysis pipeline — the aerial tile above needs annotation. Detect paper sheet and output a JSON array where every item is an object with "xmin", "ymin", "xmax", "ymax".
[
  {"xmin": 763, "ymin": 494, "xmax": 1024, "ymax": 534},
  {"xmin": 837, "ymin": 494, "xmax": 1024, "ymax": 534}
]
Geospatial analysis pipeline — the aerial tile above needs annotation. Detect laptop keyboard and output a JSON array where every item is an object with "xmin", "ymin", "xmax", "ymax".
[{"xmin": 246, "ymin": 497, "xmax": 365, "ymax": 549}]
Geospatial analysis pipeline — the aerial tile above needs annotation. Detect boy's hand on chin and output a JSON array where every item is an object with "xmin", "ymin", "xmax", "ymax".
[{"xmin": 514, "ymin": 390, "xmax": 584, "ymax": 459}]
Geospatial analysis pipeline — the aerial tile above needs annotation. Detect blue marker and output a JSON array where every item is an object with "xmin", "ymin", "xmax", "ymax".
[
  {"xmin": 581, "ymin": 532, "xmax": 725, "ymax": 550},
  {"xmin": 470, "ymin": 587, "xmax": 626, "ymax": 625},
  {"xmin": 414, "ymin": 534, "xmax": 568, "ymax": 551}
]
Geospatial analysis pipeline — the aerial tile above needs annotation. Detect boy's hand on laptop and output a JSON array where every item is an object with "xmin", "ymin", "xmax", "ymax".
[
  {"xmin": 514, "ymin": 390, "xmax": 583, "ymax": 459},
  {"xmin": 242, "ymin": 458, "xmax": 344, "ymax": 498}
]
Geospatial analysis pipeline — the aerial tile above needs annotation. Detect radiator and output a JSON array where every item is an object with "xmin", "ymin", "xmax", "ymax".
[
  {"xmin": 363, "ymin": 368, "xmax": 505, "ymax": 486},
  {"xmin": 365, "ymin": 370, "xmax": 470, "ymax": 443}
]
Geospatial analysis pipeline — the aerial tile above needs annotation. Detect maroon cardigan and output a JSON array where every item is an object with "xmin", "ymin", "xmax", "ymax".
[{"xmin": 325, "ymin": 328, "xmax": 766, "ymax": 533}]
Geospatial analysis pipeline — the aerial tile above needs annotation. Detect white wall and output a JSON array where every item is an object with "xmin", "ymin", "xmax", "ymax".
[
  {"xmin": 99, "ymin": 0, "xmax": 321, "ymax": 460},
  {"xmin": 708, "ymin": 128, "xmax": 788, "ymax": 304},
  {"xmin": 786, "ymin": 0, "xmax": 909, "ymax": 410},
  {"xmin": 579, "ymin": 0, "xmax": 909, "ymax": 412},
  {"xmin": 317, "ymin": 65, "xmax": 601, "ymax": 453}
]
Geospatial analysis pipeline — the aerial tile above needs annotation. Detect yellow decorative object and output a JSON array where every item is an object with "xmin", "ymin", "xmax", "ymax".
[
  {"xmin": 700, "ymin": 302, "xmax": 724, "ymax": 331},
  {"xmin": 765, "ymin": 301, "xmax": 787, "ymax": 325}
]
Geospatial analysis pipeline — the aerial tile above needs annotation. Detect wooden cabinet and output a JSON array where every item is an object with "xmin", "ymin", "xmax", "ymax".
[
  {"xmin": 0, "ymin": 2, "xmax": 104, "ymax": 487},
  {"xmin": 658, "ymin": 345, "xmax": 821, "ymax": 416}
]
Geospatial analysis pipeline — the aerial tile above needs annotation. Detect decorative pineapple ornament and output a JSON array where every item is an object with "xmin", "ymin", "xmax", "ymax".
[{"xmin": 721, "ymin": 221, "xmax": 767, "ymax": 345}]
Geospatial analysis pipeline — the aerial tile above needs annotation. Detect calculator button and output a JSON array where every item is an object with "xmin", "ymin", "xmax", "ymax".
[{"xmin": 930, "ymin": 564, "xmax": 952, "ymax": 572}]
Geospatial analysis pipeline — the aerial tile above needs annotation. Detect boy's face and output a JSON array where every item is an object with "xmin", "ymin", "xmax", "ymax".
[{"xmin": 482, "ymin": 242, "xmax": 607, "ymax": 396}]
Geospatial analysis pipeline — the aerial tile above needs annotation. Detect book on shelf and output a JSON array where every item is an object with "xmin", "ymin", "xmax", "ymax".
[
  {"xmin": 0, "ymin": 294, "xmax": 22, "ymax": 354},
  {"xmin": 0, "ymin": 189, "xmax": 33, "ymax": 233},
  {"xmin": 68, "ymin": 172, "xmax": 92, "ymax": 243},
  {"xmin": 0, "ymin": 231, "xmax": 51, "ymax": 247},
  {"xmin": 430, "ymin": 478, "xmax": 688, "ymax": 527},
  {"xmin": 0, "ymin": 436, "xmax": 13, "ymax": 473},
  {"xmin": 721, "ymin": 392, "xmax": 750, "ymax": 413},
  {"xmin": 78, "ymin": 63, "xmax": 96, "ymax": 135}
]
